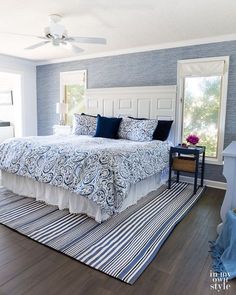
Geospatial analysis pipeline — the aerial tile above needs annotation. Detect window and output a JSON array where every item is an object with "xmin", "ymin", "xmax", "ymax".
[
  {"xmin": 0, "ymin": 72, "xmax": 22, "ymax": 137},
  {"xmin": 183, "ymin": 76, "xmax": 221, "ymax": 158},
  {"xmin": 177, "ymin": 57, "xmax": 229, "ymax": 164},
  {"xmin": 60, "ymin": 70, "xmax": 87, "ymax": 126}
]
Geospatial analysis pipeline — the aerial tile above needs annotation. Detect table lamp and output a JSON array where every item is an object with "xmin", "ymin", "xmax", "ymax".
[{"xmin": 56, "ymin": 102, "xmax": 68, "ymax": 125}]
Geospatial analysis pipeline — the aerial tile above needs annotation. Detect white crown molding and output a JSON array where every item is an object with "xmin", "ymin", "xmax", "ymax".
[
  {"xmin": 0, "ymin": 53, "xmax": 37, "ymax": 67},
  {"xmin": 35, "ymin": 33, "xmax": 236, "ymax": 66}
]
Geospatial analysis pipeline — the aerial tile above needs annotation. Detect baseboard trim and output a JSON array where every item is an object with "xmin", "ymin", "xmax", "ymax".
[{"xmin": 179, "ymin": 175, "xmax": 226, "ymax": 190}]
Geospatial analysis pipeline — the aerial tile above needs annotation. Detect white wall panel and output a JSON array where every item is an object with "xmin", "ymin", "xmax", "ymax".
[
  {"xmin": 85, "ymin": 85, "xmax": 176, "ymax": 139},
  {"xmin": 137, "ymin": 99, "xmax": 151, "ymax": 118}
]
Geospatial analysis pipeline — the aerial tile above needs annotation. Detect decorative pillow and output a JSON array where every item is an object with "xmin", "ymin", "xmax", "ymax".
[
  {"xmin": 153, "ymin": 120, "xmax": 173, "ymax": 141},
  {"xmin": 72, "ymin": 113, "xmax": 97, "ymax": 136},
  {"xmin": 118, "ymin": 117, "xmax": 158, "ymax": 141},
  {"xmin": 128, "ymin": 116, "xmax": 173, "ymax": 141},
  {"xmin": 94, "ymin": 115, "xmax": 122, "ymax": 139}
]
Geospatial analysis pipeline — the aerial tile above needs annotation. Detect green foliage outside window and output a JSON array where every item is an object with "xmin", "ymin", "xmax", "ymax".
[
  {"xmin": 65, "ymin": 84, "xmax": 85, "ymax": 126},
  {"xmin": 183, "ymin": 76, "xmax": 221, "ymax": 158}
]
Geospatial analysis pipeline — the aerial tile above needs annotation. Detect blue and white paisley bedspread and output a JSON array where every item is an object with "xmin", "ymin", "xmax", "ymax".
[{"xmin": 0, "ymin": 135, "xmax": 170, "ymax": 218}]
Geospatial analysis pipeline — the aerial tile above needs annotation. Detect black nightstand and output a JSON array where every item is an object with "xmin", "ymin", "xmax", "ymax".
[{"xmin": 168, "ymin": 145, "xmax": 206, "ymax": 194}]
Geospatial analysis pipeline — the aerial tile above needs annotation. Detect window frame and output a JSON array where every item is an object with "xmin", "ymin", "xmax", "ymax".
[
  {"xmin": 60, "ymin": 70, "xmax": 87, "ymax": 124},
  {"xmin": 176, "ymin": 56, "xmax": 229, "ymax": 165}
]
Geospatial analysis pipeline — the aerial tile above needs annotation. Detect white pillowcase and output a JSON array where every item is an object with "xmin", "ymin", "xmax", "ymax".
[
  {"xmin": 118, "ymin": 117, "xmax": 158, "ymax": 141},
  {"xmin": 72, "ymin": 114, "xmax": 97, "ymax": 136}
]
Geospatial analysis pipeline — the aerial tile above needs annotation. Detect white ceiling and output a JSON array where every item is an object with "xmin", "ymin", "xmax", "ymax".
[{"xmin": 1, "ymin": 0, "xmax": 236, "ymax": 63}]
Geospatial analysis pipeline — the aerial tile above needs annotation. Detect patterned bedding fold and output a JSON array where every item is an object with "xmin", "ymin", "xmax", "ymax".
[{"xmin": 0, "ymin": 135, "xmax": 170, "ymax": 218}]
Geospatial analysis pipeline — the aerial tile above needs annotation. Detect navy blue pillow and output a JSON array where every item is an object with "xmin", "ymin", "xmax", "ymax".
[
  {"xmin": 94, "ymin": 115, "xmax": 122, "ymax": 139},
  {"xmin": 153, "ymin": 120, "xmax": 173, "ymax": 141}
]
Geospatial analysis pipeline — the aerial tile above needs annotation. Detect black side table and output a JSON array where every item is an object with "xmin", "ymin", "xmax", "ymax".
[{"xmin": 168, "ymin": 145, "xmax": 206, "ymax": 194}]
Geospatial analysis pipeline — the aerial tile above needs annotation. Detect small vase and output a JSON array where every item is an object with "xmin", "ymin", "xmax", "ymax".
[{"xmin": 188, "ymin": 143, "xmax": 196, "ymax": 149}]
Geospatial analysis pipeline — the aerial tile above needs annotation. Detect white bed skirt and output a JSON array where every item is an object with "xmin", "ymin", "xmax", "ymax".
[{"xmin": 1, "ymin": 171, "xmax": 167, "ymax": 222}]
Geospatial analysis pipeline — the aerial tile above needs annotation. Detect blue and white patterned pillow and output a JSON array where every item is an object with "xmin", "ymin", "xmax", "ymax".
[
  {"xmin": 72, "ymin": 113, "xmax": 97, "ymax": 136},
  {"xmin": 118, "ymin": 117, "xmax": 158, "ymax": 141}
]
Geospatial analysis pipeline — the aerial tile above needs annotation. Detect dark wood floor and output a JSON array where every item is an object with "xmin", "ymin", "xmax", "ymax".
[{"xmin": 0, "ymin": 187, "xmax": 235, "ymax": 295}]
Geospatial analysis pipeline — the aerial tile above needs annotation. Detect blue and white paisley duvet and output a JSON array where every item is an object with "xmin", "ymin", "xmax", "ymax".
[{"xmin": 0, "ymin": 135, "xmax": 170, "ymax": 218}]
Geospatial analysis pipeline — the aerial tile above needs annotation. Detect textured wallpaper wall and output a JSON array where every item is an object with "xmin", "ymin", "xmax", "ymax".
[{"xmin": 37, "ymin": 40, "xmax": 236, "ymax": 182}]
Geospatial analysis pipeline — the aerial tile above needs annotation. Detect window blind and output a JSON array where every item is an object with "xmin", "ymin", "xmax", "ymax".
[
  {"xmin": 61, "ymin": 71, "xmax": 86, "ymax": 85},
  {"xmin": 180, "ymin": 60, "xmax": 225, "ymax": 77}
]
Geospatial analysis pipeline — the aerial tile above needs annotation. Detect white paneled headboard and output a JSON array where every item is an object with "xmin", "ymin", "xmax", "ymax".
[{"xmin": 85, "ymin": 85, "xmax": 176, "ymax": 120}]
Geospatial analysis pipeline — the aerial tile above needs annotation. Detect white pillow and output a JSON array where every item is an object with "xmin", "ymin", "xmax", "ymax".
[
  {"xmin": 72, "ymin": 114, "xmax": 97, "ymax": 136},
  {"xmin": 118, "ymin": 117, "xmax": 158, "ymax": 141}
]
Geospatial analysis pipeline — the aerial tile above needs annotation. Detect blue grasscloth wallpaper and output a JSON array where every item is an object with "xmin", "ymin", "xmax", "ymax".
[{"xmin": 37, "ymin": 40, "xmax": 236, "ymax": 182}]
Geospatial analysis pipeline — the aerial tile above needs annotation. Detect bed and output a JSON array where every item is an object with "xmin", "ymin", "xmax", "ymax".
[
  {"xmin": 0, "ymin": 135, "xmax": 170, "ymax": 222},
  {"xmin": 0, "ymin": 85, "xmax": 176, "ymax": 222}
]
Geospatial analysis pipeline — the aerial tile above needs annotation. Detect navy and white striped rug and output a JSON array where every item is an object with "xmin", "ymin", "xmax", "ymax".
[{"xmin": 0, "ymin": 182, "xmax": 204, "ymax": 284}]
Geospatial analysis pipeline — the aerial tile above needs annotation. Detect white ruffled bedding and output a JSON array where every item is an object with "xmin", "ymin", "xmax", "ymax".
[{"xmin": 1, "ymin": 170, "xmax": 168, "ymax": 222}]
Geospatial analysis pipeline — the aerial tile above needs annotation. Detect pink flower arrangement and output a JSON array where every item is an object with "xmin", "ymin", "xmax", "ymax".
[{"xmin": 186, "ymin": 134, "xmax": 199, "ymax": 145}]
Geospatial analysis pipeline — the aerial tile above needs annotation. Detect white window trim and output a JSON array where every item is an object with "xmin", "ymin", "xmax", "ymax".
[
  {"xmin": 176, "ymin": 56, "xmax": 229, "ymax": 165},
  {"xmin": 60, "ymin": 70, "xmax": 87, "ymax": 103}
]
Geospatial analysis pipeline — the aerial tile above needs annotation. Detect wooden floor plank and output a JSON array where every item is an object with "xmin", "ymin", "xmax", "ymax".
[{"xmin": 0, "ymin": 187, "xmax": 235, "ymax": 295}]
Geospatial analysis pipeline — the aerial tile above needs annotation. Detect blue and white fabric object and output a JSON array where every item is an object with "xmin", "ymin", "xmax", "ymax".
[
  {"xmin": 118, "ymin": 117, "xmax": 158, "ymax": 141},
  {"xmin": 72, "ymin": 113, "xmax": 97, "ymax": 136},
  {"xmin": 210, "ymin": 210, "xmax": 236, "ymax": 279},
  {"xmin": 0, "ymin": 135, "xmax": 170, "ymax": 219}
]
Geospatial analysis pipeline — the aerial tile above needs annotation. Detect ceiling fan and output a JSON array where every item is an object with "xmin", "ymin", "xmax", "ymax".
[{"xmin": 8, "ymin": 14, "xmax": 107, "ymax": 53}]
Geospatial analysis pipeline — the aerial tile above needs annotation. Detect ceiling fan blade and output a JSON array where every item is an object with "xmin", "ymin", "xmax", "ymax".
[
  {"xmin": 62, "ymin": 42, "xmax": 84, "ymax": 54},
  {"xmin": 0, "ymin": 32, "xmax": 47, "ymax": 40},
  {"xmin": 25, "ymin": 41, "xmax": 50, "ymax": 50},
  {"xmin": 68, "ymin": 36, "xmax": 107, "ymax": 45}
]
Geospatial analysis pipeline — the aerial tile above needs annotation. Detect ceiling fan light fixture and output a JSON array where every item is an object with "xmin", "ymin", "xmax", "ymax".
[
  {"xmin": 52, "ymin": 39, "xmax": 61, "ymax": 46},
  {"xmin": 16, "ymin": 13, "xmax": 107, "ymax": 54},
  {"xmin": 49, "ymin": 23, "xmax": 66, "ymax": 39},
  {"xmin": 49, "ymin": 14, "xmax": 62, "ymax": 24}
]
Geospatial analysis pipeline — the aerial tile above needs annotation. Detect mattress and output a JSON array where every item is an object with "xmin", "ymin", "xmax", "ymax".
[{"xmin": 0, "ymin": 135, "xmax": 170, "ymax": 220}]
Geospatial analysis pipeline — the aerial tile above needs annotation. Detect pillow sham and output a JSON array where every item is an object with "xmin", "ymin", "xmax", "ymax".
[
  {"xmin": 153, "ymin": 120, "xmax": 173, "ymax": 141},
  {"xmin": 72, "ymin": 113, "xmax": 97, "ymax": 136},
  {"xmin": 94, "ymin": 115, "xmax": 122, "ymax": 139},
  {"xmin": 118, "ymin": 117, "xmax": 158, "ymax": 141},
  {"xmin": 128, "ymin": 116, "xmax": 173, "ymax": 141}
]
